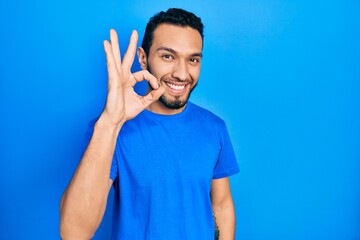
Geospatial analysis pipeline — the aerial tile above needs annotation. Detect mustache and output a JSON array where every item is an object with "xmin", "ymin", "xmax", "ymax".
[
  {"xmin": 146, "ymin": 64, "xmax": 193, "ymax": 84},
  {"xmin": 162, "ymin": 77, "xmax": 193, "ymax": 84}
]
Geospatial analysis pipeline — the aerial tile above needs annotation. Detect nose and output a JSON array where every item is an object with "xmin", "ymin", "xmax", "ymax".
[{"xmin": 172, "ymin": 60, "xmax": 189, "ymax": 81}]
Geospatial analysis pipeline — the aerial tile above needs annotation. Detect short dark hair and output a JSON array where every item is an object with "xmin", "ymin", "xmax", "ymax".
[{"xmin": 141, "ymin": 8, "xmax": 204, "ymax": 56}]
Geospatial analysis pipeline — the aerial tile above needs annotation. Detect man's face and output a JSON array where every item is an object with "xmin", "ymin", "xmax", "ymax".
[{"xmin": 140, "ymin": 24, "xmax": 203, "ymax": 111}]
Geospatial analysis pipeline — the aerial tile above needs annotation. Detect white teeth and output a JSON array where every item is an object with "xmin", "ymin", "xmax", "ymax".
[{"xmin": 166, "ymin": 82, "xmax": 186, "ymax": 90}]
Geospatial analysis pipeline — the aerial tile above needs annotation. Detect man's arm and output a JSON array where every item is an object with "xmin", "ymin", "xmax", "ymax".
[
  {"xmin": 60, "ymin": 29, "xmax": 164, "ymax": 239},
  {"xmin": 60, "ymin": 117, "xmax": 119, "ymax": 240},
  {"xmin": 211, "ymin": 177, "xmax": 236, "ymax": 240}
]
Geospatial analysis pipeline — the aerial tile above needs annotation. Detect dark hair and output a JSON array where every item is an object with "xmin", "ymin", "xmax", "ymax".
[{"xmin": 141, "ymin": 8, "xmax": 204, "ymax": 56}]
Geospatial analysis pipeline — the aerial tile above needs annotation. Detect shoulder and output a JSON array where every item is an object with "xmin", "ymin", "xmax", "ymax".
[
  {"xmin": 84, "ymin": 117, "xmax": 99, "ymax": 136},
  {"xmin": 188, "ymin": 102, "xmax": 226, "ymax": 127},
  {"xmin": 87, "ymin": 117, "xmax": 99, "ymax": 128}
]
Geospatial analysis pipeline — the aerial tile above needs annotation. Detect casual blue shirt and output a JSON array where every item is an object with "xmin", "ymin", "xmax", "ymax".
[{"xmin": 85, "ymin": 102, "xmax": 239, "ymax": 239}]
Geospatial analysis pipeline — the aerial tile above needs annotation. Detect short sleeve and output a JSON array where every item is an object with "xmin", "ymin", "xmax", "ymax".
[
  {"xmin": 213, "ymin": 122, "xmax": 240, "ymax": 179},
  {"xmin": 83, "ymin": 118, "xmax": 119, "ymax": 181}
]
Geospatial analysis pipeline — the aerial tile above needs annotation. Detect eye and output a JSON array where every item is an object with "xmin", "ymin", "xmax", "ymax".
[
  {"xmin": 189, "ymin": 58, "xmax": 200, "ymax": 64},
  {"xmin": 162, "ymin": 54, "xmax": 174, "ymax": 60}
]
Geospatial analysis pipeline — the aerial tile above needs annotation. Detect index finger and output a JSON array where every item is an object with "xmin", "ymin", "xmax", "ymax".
[
  {"xmin": 122, "ymin": 30, "xmax": 138, "ymax": 69},
  {"xmin": 131, "ymin": 70, "xmax": 159, "ymax": 90}
]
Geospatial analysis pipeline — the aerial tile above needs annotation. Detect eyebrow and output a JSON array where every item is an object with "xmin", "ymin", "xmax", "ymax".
[{"xmin": 156, "ymin": 47, "xmax": 203, "ymax": 57}]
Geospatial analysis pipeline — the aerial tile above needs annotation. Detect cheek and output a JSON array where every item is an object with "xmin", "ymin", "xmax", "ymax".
[
  {"xmin": 189, "ymin": 67, "xmax": 201, "ymax": 82},
  {"xmin": 149, "ymin": 60, "xmax": 174, "ymax": 78}
]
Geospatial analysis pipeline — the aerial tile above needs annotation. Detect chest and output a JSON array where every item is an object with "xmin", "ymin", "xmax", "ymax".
[{"xmin": 115, "ymin": 121, "xmax": 221, "ymax": 187}]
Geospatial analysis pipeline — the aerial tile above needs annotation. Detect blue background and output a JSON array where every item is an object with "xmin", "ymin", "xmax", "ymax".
[{"xmin": 1, "ymin": 0, "xmax": 359, "ymax": 239}]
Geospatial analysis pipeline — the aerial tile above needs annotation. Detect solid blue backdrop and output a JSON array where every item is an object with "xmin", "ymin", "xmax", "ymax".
[{"xmin": 0, "ymin": 0, "xmax": 359, "ymax": 239}]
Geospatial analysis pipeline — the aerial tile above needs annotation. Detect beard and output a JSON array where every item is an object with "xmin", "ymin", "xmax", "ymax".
[
  {"xmin": 159, "ymin": 87, "xmax": 195, "ymax": 109},
  {"xmin": 147, "ymin": 64, "xmax": 197, "ymax": 110}
]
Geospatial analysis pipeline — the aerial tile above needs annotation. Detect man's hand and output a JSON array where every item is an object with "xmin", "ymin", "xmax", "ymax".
[{"xmin": 101, "ymin": 29, "xmax": 165, "ymax": 127}]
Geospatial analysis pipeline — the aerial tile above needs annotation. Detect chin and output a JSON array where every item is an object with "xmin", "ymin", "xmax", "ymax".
[{"xmin": 159, "ymin": 95, "xmax": 188, "ymax": 110}]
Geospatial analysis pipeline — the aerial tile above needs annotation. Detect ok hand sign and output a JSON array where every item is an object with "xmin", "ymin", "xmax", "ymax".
[{"xmin": 101, "ymin": 29, "xmax": 165, "ymax": 127}]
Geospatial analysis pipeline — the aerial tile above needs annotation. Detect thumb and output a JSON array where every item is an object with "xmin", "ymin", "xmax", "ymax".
[{"xmin": 141, "ymin": 86, "xmax": 166, "ymax": 107}]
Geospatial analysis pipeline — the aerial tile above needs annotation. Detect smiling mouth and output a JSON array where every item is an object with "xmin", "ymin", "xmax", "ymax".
[
  {"xmin": 163, "ymin": 81, "xmax": 189, "ymax": 92},
  {"xmin": 165, "ymin": 82, "xmax": 186, "ymax": 90}
]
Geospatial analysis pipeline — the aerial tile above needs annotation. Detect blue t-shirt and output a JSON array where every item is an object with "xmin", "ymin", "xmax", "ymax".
[{"xmin": 86, "ymin": 102, "xmax": 239, "ymax": 239}]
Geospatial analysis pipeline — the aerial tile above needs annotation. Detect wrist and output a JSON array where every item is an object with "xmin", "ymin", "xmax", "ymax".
[{"xmin": 96, "ymin": 113, "xmax": 124, "ymax": 134}]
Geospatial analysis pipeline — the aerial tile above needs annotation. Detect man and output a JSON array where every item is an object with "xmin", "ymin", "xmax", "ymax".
[{"xmin": 60, "ymin": 8, "xmax": 239, "ymax": 240}]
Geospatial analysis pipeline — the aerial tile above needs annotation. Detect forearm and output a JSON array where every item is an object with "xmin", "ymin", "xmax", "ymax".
[
  {"xmin": 212, "ymin": 197, "xmax": 236, "ymax": 240},
  {"xmin": 60, "ymin": 115, "xmax": 121, "ymax": 239}
]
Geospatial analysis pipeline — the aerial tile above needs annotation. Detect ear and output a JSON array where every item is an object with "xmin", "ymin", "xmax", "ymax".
[{"xmin": 137, "ymin": 47, "xmax": 147, "ymax": 70}]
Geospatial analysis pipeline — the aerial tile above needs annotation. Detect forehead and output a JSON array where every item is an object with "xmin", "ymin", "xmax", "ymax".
[{"xmin": 151, "ymin": 24, "xmax": 203, "ymax": 54}]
